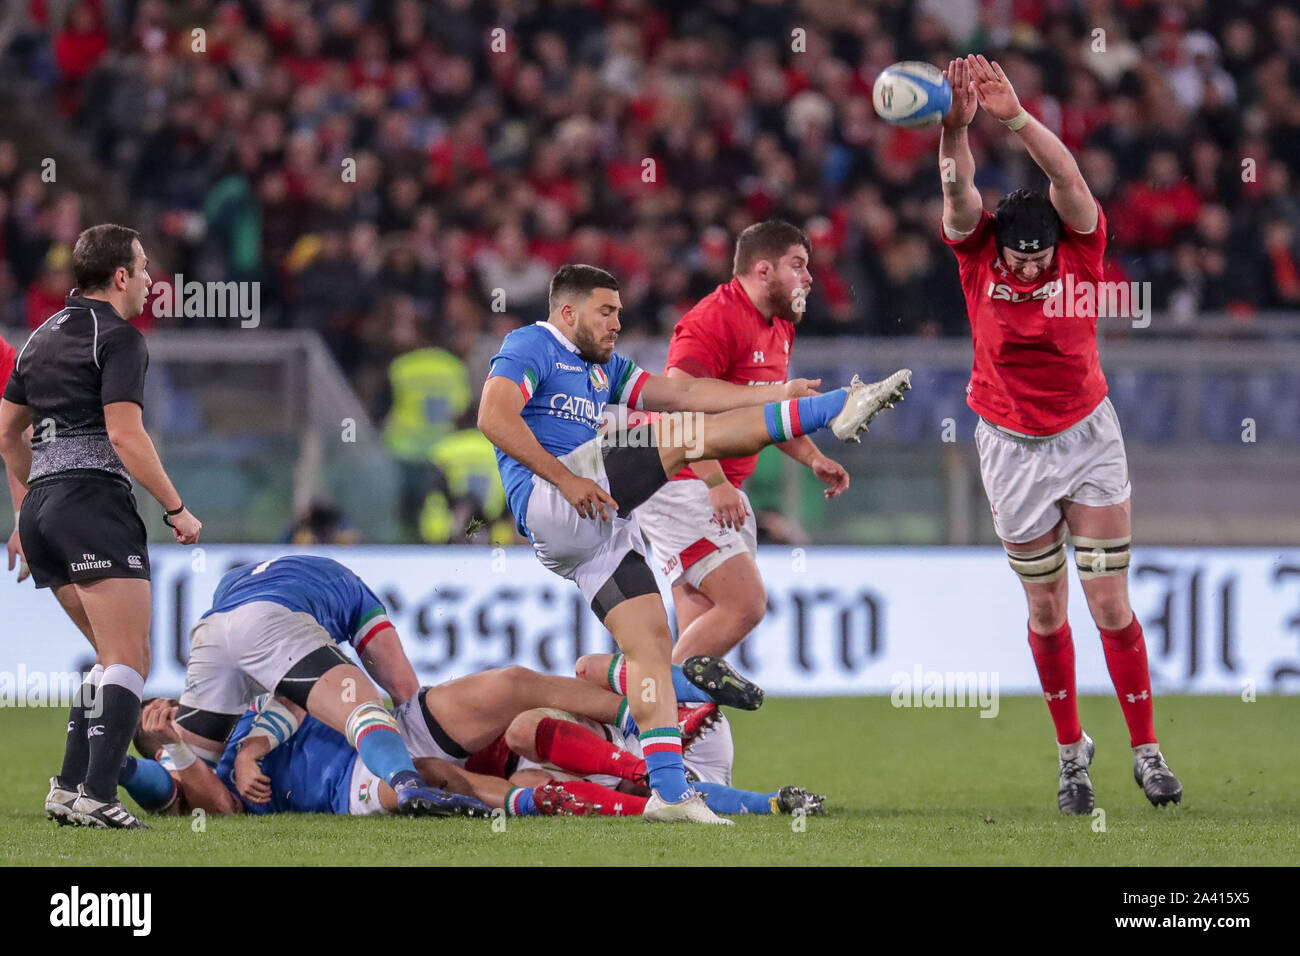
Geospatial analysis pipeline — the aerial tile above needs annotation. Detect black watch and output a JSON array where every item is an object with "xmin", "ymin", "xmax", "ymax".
[{"xmin": 163, "ymin": 502, "xmax": 184, "ymax": 528}]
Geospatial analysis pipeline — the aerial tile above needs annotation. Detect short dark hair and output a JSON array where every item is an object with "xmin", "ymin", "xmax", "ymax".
[
  {"xmin": 549, "ymin": 263, "xmax": 619, "ymax": 310},
  {"xmin": 733, "ymin": 220, "xmax": 811, "ymax": 275},
  {"xmin": 72, "ymin": 224, "xmax": 141, "ymax": 292},
  {"xmin": 993, "ymin": 189, "xmax": 1061, "ymax": 253}
]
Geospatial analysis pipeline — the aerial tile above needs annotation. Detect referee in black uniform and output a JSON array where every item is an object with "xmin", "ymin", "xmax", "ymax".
[{"xmin": 0, "ymin": 224, "xmax": 201, "ymax": 829}]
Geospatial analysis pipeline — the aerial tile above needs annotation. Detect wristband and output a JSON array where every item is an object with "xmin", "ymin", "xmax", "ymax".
[
  {"xmin": 163, "ymin": 502, "xmax": 184, "ymax": 529},
  {"xmin": 703, "ymin": 473, "xmax": 727, "ymax": 489},
  {"xmin": 1003, "ymin": 108, "xmax": 1030, "ymax": 131},
  {"xmin": 162, "ymin": 741, "xmax": 197, "ymax": 772}
]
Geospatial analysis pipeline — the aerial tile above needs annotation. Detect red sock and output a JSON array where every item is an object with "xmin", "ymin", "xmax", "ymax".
[
  {"xmin": 535, "ymin": 717, "xmax": 647, "ymax": 783},
  {"xmin": 555, "ymin": 779, "xmax": 647, "ymax": 816},
  {"xmin": 1028, "ymin": 622, "xmax": 1082, "ymax": 745},
  {"xmin": 1099, "ymin": 616, "xmax": 1157, "ymax": 747}
]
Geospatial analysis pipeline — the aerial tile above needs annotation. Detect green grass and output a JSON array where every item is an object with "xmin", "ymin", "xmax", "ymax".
[{"xmin": 1, "ymin": 696, "xmax": 1297, "ymax": 866}]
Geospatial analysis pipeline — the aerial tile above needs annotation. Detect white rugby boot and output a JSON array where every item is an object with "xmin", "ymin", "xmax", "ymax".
[{"xmin": 829, "ymin": 369, "xmax": 912, "ymax": 442}]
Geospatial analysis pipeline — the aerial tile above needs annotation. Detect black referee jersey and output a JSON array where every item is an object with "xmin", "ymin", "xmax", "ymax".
[
  {"xmin": 3, "ymin": 293, "xmax": 153, "ymax": 588},
  {"xmin": 3, "ymin": 292, "xmax": 148, "ymax": 484}
]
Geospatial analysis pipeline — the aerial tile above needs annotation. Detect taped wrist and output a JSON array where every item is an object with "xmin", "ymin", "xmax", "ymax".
[{"xmin": 242, "ymin": 694, "xmax": 301, "ymax": 752}]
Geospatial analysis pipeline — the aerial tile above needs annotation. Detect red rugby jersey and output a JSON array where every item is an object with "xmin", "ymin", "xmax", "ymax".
[
  {"xmin": 943, "ymin": 202, "xmax": 1109, "ymax": 435},
  {"xmin": 0, "ymin": 336, "xmax": 15, "ymax": 394},
  {"xmin": 664, "ymin": 277, "xmax": 795, "ymax": 487}
]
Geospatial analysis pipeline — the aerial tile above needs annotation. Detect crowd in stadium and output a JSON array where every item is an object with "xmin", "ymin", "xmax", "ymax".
[{"xmin": 4, "ymin": 0, "xmax": 1300, "ymax": 411}]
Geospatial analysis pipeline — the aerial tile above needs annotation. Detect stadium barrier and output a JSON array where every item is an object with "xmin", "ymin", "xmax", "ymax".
[{"xmin": 2, "ymin": 545, "xmax": 1297, "ymax": 699}]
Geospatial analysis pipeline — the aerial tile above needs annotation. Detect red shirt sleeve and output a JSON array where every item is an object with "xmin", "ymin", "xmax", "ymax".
[
  {"xmin": 665, "ymin": 307, "xmax": 736, "ymax": 379},
  {"xmin": 0, "ymin": 338, "xmax": 15, "ymax": 394},
  {"xmin": 1060, "ymin": 201, "xmax": 1107, "ymax": 283},
  {"xmin": 941, "ymin": 209, "xmax": 995, "ymax": 280}
]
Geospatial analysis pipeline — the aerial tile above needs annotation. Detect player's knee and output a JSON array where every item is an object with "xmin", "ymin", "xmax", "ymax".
[
  {"xmin": 1087, "ymin": 594, "xmax": 1132, "ymax": 632},
  {"xmin": 1026, "ymin": 594, "xmax": 1068, "ymax": 634},
  {"xmin": 505, "ymin": 711, "xmax": 542, "ymax": 756},
  {"xmin": 574, "ymin": 654, "xmax": 603, "ymax": 682}
]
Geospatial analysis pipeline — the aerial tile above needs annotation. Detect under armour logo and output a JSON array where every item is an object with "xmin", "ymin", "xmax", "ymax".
[
  {"xmin": 87, "ymin": 725, "xmax": 105, "ymax": 737},
  {"xmin": 1044, "ymin": 690, "xmax": 1067, "ymax": 701},
  {"xmin": 753, "ymin": 350, "xmax": 765, "ymax": 363},
  {"xmin": 1018, "ymin": 239, "xmax": 1040, "ymax": 250},
  {"xmin": 1125, "ymin": 690, "xmax": 1150, "ymax": 703}
]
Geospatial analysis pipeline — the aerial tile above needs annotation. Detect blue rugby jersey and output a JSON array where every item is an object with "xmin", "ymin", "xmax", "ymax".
[
  {"xmin": 202, "ymin": 555, "xmax": 393, "ymax": 651},
  {"xmin": 486, "ymin": 321, "xmax": 650, "ymax": 533},
  {"xmin": 217, "ymin": 705, "xmax": 356, "ymax": 815}
]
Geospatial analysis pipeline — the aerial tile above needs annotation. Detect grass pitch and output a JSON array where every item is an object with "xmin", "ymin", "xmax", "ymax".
[{"xmin": 1, "ymin": 695, "xmax": 1295, "ymax": 866}]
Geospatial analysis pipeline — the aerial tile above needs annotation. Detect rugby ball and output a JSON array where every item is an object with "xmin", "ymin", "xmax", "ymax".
[{"xmin": 872, "ymin": 61, "xmax": 952, "ymax": 128}]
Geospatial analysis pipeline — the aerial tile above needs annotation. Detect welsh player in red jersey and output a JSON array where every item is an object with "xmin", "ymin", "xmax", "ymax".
[
  {"xmin": 637, "ymin": 222, "xmax": 856, "ymax": 664},
  {"xmin": 939, "ymin": 55, "xmax": 1181, "ymax": 813}
]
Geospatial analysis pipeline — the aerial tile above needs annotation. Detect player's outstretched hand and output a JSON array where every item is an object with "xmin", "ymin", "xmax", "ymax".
[
  {"xmin": 708, "ymin": 480, "xmax": 750, "ymax": 530},
  {"xmin": 966, "ymin": 54, "xmax": 1022, "ymax": 123},
  {"xmin": 943, "ymin": 57, "xmax": 978, "ymax": 129},
  {"xmin": 168, "ymin": 507, "xmax": 202, "ymax": 545},
  {"xmin": 809, "ymin": 454, "xmax": 850, "ymax": 499},
  {"xmin": 7, "ymin": 524, "xmax": 29, "ymax": 582},
  {"xmin": 234, "ymin": 749, "xmax": 272, "ymax": 804},
  {"xmin": 559, "ymin": 474, "xmax": 618, "ymax": 521},
  {"xmin": 783, "ymin": 377, "xmax": 822, "ymax": 399}
]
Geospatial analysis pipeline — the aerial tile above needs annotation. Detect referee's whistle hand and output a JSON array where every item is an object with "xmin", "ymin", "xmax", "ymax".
[{"xmin": 169, "ymin": 507, "xmax": 202, "ymax": 545}]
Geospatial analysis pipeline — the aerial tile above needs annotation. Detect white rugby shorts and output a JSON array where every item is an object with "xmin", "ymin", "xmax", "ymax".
[
  {"xmin": 526, "ymin": 435, "xmax": 649, "ymax": 608},
  {"xmin": 974, "ymin": 396, "xmax": 1131, "ymax": 544},
  {"xmin": 636, "ymin": 479, "xmax": 757, "ymax": 588},
  {"xmin": 178, "ymin": 601, "xmax": 338, "ymax": 718}
]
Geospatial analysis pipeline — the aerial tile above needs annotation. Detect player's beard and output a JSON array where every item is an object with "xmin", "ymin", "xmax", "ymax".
[
  {"xmin": 574, "ymin": 320, "xmax": 614, "ymax": 364},
  {"xmin": 768, "ymin": 275, "xmax": 807, "ymax": 324}
]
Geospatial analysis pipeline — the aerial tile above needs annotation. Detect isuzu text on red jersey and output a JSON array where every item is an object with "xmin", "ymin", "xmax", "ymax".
[
  {"xmin": 944, "ymin": 203, "xmax": 1109, "ymax": 435},
  {"xmin": 664, "ymin": 277, "xmax": 794, "ymax": 486}
]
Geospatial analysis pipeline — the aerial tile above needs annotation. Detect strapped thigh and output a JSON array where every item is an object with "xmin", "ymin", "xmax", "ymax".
[
  {"xmin": 1073, "ymin": 534, "xmax": 1131, "ymax": 580},
  {"xmin": 1004, "ymin": 526, "xmax": 1069, "ymax": 583}
]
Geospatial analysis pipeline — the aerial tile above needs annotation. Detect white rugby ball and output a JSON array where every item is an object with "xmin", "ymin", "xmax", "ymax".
[{"xmin": 872, "ymin": 61, "xmax": 952, "ymax": 128}]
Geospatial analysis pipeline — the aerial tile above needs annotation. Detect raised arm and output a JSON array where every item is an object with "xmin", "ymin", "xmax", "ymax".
[
  {"xmin": 967, "ymin": 54, "xmax": 1097, "ymax": 233},
  {"xmin": 940, "ymin": 57, "xmax": 984, "ymax": 238}
]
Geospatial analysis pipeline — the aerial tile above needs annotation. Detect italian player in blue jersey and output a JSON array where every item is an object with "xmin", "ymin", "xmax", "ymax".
[
  {"xmin": 169, "ymin": 554, "xmax": 467, "ymax": 816},
  {"xmin": 123, "ymin": 696, "xmax": 584, "ymax": 818},
  {"xmin": 479, "ymin": 264, "xmax": 911, "ymax": 824}
]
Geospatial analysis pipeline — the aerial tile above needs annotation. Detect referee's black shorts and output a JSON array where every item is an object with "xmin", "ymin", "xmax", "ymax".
[{"xmin": 19, "ymin": 474, "xmax": 152, "ymax": 590}]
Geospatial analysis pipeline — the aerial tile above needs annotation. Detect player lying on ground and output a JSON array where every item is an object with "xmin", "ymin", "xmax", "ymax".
[
  {"xmin": 939, "ymin": 55, "xmax": 1181, "ymax": 813},
  {"xmin": 389, "ymin": 652, "xmax": 764, "ymax": 776},
  {"xmin": 124, "ymin": 652, "xmax": 765, "ymax": 819},
  {"xmin": 636, "ymin": 221, "xmax": 850, "ymax": 665},
  {"xmin": 121, "ymin": 697, "xmax": 584, "ymax": 818},
  {"xmin": 480, "ymin": 262, "xmax": 909, "ymax": 823},
  {"xmin": 484, "ymin": 699, "xmax": 825, "ymax": 817},
  {"xmin": 168, "ymin": 554, "xmax": 470, "ymax": 817}
]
